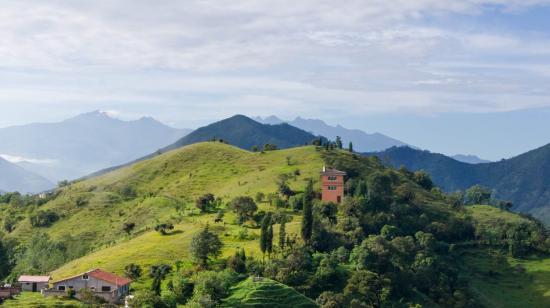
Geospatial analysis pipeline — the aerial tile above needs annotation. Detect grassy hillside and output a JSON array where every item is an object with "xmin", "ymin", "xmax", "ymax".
[
  {"xmin": 223, "ymin": 277, "xmax": 318, "ymax": 307},
  {"xmin": 6, "ymin": 142, "xmax": 323, "ymax": 248},
  {"xmin": 2, "ymin": 292, "xmax": 83, "ymax": 307}
]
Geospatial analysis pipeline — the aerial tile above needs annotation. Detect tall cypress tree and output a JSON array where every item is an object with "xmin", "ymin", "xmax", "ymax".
[
  {"xmin": 267, "ymin": 224, "xmax": 273, "ymax": 256},
  {"xmin": 348, "ymin": 142, "xmax": 353, "ymax": 152},
  {"xmin": 279, "ymin": 220, "xmax": 286, "ymax": 250},
  {"xmin": 301, "ymin": 193, "xmax": 313, "ymax": 244},
  {"xmin": 260, "ymin": 212, "xmax": 272, "ymax": 259}
]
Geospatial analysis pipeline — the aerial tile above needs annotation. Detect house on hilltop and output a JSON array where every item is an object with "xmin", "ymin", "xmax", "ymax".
[
  {"xmin": 321, "ymin": 167, "xmax": 346, "ymax": 204},
  {"xmin": 42, "ymin": 268, "xmax": 131, "ymax": 304}
]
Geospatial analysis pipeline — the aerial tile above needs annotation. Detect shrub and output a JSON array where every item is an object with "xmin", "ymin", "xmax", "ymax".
[
  {"xmin": 155, "ymin": 223, "xmax": 174, "ymax": 235},
  {"xmin": 29, "ymin": 210, "xmax": 59, "ymax": 227},
  {"xmin": 125, "ymin": 263, "xmax": 142, "ymax": 280}
]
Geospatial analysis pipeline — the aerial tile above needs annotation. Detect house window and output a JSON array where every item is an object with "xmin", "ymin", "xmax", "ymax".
[
  {"xmin": 68, "ymin": 286, "xmax": 74, "ymax": 289},
  {"xmin": 57, "ymin": 285, "xmax": 66, "ymax": 291},
  {"xmin": 101, "ymin": 286, "xmax": 111, "ymax": 292},
  {"xmin": 328, "ymin": 186, "xmax": 337, "ymax": 190},
  {"xmin": 328, "ymin": 176, "xmax": 337, "ymax": 181},
  {"xmin": 82, "ymin": 274, "xmax": 89, "ymax": 280}
]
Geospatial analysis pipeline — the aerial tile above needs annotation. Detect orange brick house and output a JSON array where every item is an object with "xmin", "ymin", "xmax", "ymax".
[{"xmin": 321, "ymin": 167, "xmax": 346, "ymax": 204}]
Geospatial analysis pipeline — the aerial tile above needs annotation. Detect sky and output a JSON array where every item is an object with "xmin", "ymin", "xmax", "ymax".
[{"xmin": 1, "ymin": 0, "xmax": 550, "ymax": 160}]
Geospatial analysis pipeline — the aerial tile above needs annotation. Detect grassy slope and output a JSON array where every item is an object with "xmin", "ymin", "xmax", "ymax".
[
  {"xmin": 8, "ymin": 142, "xmax": 323, "ymax": 249},
  {"xmin": 462, "ymin": 205, "xmax": 550, "ymax": 307},
  {"xmin": 2, "ymin": 292, "xmax": 83, "ymax": 307},
  {"xmin": 222, "ymin": 277, "xmax": 318, "ymax": 307}
]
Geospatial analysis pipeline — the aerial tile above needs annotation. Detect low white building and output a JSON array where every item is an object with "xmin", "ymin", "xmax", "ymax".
[
  {"xmin": 18, "ymin": 275, "xmax": 50, "ymax": 292},
  {"xmin": 42, "ymin": 269, "xmax": 131, "ymax": 304}
]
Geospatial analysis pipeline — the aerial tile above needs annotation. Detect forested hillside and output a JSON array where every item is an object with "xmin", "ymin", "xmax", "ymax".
[
  {"xmin": 1, "ymin": 142, "xmax": 549, "ymax": 307},
  {"xmin": 370, "ymin": 144, "xmax": 550, "ymax": 224}
]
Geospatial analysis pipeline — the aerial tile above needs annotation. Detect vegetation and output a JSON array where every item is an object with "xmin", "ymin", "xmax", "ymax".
[{"xmin": 1, "ymin": 142, "xmax": 550, "ymax": 307}]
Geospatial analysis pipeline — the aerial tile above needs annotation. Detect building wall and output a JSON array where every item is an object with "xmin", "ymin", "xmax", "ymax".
[
  {"xmin": 53, "ymin": 275, "xmax": 116, "ymax": 292},
  {"xmin": 321, "ymin": 174, "xmax": 344, "ymax": 203},
  {"xmin": 21, "ymin": 281, "xmax": 48, "ymax": 292}
]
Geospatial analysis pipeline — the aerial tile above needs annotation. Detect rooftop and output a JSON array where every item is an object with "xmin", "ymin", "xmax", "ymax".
[
  {"xmin": 321, "ymin": 166, "xmax": 346, "ymax": 175},
  {"xmin": 54, "ymin": 269, "xmax": 131, "ymax": 286},
  {"xmin": 18, "ymin": 275, "xmax": 51, "ymax": 283}
]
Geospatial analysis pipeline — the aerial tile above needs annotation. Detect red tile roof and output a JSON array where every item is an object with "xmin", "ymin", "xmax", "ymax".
[
  {"xmin": 18, "ymin": 275, "xmax": 50, "ymax": 283},
  {"xmin": 54, "ymin": 269, "xmax": 131, "ymax": 286},
  {"xmin": 88, "ymin": 269, "xmax": 132, "ymax": 286}
]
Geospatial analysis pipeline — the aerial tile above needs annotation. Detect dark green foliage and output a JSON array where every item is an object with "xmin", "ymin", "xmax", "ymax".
[
  {"xmin": 228, "ymin": 196, "xmax": 258, "ymax": 225},
  {"xmin": 279, "ymin": 220, "xmax": 286, "ymax": 250},
  {"xmin": 154, "ymin": 223, "xmax": 174, "ymax": 235},
  {"xmin": 335, "ymin": 136, "xmax": 343, "ymax": 149},
  {"xmin": 125, "ymin": 263, "xmax": 142, "ymax": 280},
  {"xmin": 150, "ymin": 264, "xmax": 172, "ymax": 295},
  {"xmin": 189, "ymin": 224, "xmax": 223, "ymax": 268},
  {"xmin": 277, "ymin": 178, "xmax": 294, "ymax": 199},
  {"xmin": 344, "ymin": 270, "xmax": 391, "ymax": 308},
  {"xmin": 301, "ymin": 190, "xmax": 313, "ymax": 244},
  {"xmin": 368, "ymin": 144, "xmax": 550, "ymax": 223},
  {"xmin": 122, "ymin": 222, "xmax": 135, "ymax": 235},
  {"xmin": 348, "ymin": 142, "xmax": 353, "ymax": 153},
  {"xmin": 255, "ymin": 192, "xmax": 265, "ymax": 203},
  {"xmin": 260, "ymin": 212, "xmax": 273, "ymax": 257},
  {"xmin": 29, "ymin": 210, "xmax": 59, "ymax": 227},
  {"xmin": 196, "ymin": 193, "xmax": 216, "ymax": 213},
  {"xmin": 189, "ymin": 270, "xmax": 239, "ymax": 306},
  {"xmin": 128, "ymin": 290, "xmax": 164, "ymax": 308},
  {"xmin": 228, "ymin": 249, "xmax": 247, "ymax": 273},
  {"xmin": 264, "ymin": 143, "xmax": 278, "ymax": 151}
]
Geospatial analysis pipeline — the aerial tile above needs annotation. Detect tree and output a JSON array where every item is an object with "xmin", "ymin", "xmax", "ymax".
[
  {"xmin": 155, "ymin": 223, "xmax": 174, "ymax": 235},
  {"xmin": 251, "ymin": 145, "xmax": 259, "ymax": 152},
  {"xmin": 318, "ymin": 202, "xmax": 338, "ymax": 225},
  {"xmin": 122, "ymin": 222, "xmax": 136, "ymax": 235},
  {"xmin": 301, "ymin": 192, "xmax": 313, "ymax": 244},
  {"xmin": 150, "ymin": 264, "xmax": 172, "ymax": 295},
  {"xmin": 29, "ymin": 210, "xmax": 59, "ymax": 227},
  {"xmin": 190, "ymin": 224, "xmax": 223, "ymax": 268},
  {"xmin": 128, "ymin": 290, "xmax": 163, "ymax": 308},
  {"xmin": 465, "ymin": 185, "xmax": 492, "ymax": 205},
  {"xmin": 336, "ymin": 136, "xmax": 343, "ymax": 149},
  {"xmin": 125, "ymin": 263, "xmax": 142, "ymax": 280},
  {"xmin": 227, "ymin": 249, "xmax": 247, "ymax": 273},
  {"xmin": 413, "ymin": 171, "xmax": 433, "ymax": 190},
  {"xmin": 348, "ymin": 142, "xmax": 353, "ymax": 153},
  {"xmin": 264, "ymin": 144, "xmax": 278, "ymax": 151},
  {"xmin": 228, "ymin": 196, "xmax": 258, "ymax": 225},
  {"xmin": 0, "ymin": 240, "xmax": 10, "ymax": 279},
  {"xmin": 279, "ymin": 220, "xmax": 286, "ymax": 250},
  {"xmin": 344, "ymin": 270, "xmax": 391, "ymax": 308},
  {"xmin": 255, "ymin": 192, "xmax": 265, "ymax": 203},
  {"xmin": 277, "ymin": 178, "xmax": 294, "ymax": 200},
  {"xmin": 260, "ymin": 212, "xmax": 273, "ymax": 259},
  {"xmin": 196, "ymin": 193, "xmax": 216, "ymax": 213}
]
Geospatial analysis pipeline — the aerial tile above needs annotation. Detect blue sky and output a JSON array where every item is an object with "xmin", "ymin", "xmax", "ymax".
[{"xmin": 1, "ymin": 0, "xmax": 550, "ymax": 160}]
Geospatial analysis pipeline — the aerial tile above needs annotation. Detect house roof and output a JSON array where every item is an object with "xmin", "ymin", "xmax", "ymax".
[
  {"xmin": 321, "ymin": 167, "xmax": 346, "ymax": 175},
  {"xmin": 18, "ymin": 275, "xmax": 51, "ymax": 283},
  {"xmin": 53, "ymin": 269, "xmax": 131, "ymax": 286}
]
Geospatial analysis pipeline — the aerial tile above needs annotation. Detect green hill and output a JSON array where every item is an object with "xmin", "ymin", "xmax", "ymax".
[
  {"xmin": 369, "ymin": 144, "xmax": 550, "ymax": 224},
  {"xmin": 223, "ymin": 277, "xmax": 318, "ymax": 307},
  {"xmin": 2, "ymin": 142, "xmax": 550, "ymax": 307}
]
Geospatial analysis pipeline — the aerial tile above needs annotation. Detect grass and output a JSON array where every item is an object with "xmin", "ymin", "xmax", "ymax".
[
  {"xmin": 7, "ymin": 142, "xmax": 323, "ymax": 254},
  {"xmin": 222, "ymin": 277, "xmax": 318, "ymax": 307},
  {"xmin": 51, "ymin": 206, "xmax": 303, "ymax": 292},
  {"xmin": 466, "ymin": 204, "xmax": 530, "ymax": 225},
  {"xmin": 2, "ymin": 292, "xmax": 83, "ymax": 307},
  {"xmin": 461, "ymin": 248, "xmax": 550, "ymax": 307}
]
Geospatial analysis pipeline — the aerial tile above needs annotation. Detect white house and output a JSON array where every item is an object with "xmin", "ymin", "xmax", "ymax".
[{"xmin": 18, "ymin": 275, "xmax": 50, "ymax": 292}]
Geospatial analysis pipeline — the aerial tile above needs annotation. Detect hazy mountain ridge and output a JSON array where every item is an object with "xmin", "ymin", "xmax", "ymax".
[
  {"xmin": 0, "ymin": 156, "xmax": 53, "ymax": 193},
  {"xmin": 369, "ymin": 144, "xmax": 550, "ymax": 223},
  {"xmin": 452, "ymin": 154, "xmax": 491, "ymax": 164},
  {"xmin": 0, "ymin": 111, "xmax": 190, "ymax": 184},
  {"xmin": 254, "ymin": 115, "xmax": 409, "ymax": 152}
]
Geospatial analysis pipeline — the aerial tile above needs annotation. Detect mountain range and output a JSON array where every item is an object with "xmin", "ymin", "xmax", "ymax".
[
  {"xmin": 0, "ymin": 156, "xmax": 53, "ymax": 193},
  {"xmin": 369, "ymin": 145, "xmax": 550, "ymax": 223},
  {"xmin": 254, "ymin": 116, "xmax": 408, "ymax": 152},
  {"xmin": 0, "ymin": 111, "xmax": 190, "ymax": 189}
]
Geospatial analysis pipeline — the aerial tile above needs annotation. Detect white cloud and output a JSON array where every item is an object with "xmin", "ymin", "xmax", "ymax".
[
  {"xmin": 1, "ymin": 0, "xmax": 550, "ymax": 127},
  {"xmin": 0, "ymin": 154, "xmax": 58, "ymax": 165}
]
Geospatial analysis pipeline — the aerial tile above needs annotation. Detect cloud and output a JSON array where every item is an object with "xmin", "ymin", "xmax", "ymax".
[
  {"xmin": 1, "ymin": 0, "xmax": 550, "ymax": 127},
  {"xmin": 0, "ymin": 154, "xmax": 58, "ymax": 165}
]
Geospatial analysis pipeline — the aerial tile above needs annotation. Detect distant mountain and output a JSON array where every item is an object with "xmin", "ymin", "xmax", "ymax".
[
  {"xmin": 369, "ymin": 144, "xmax": 550, "ymax": 223},
  {"xmin": 254, "ymin": 116, "xmax": 409, "ymax": 152},
  {"xmin": 164, "ymin": 115, "xmax": 320, "ymax": 152},
  {"xmin": 0, "ymin": 111, "xmax": 191, "ymax": 183},
  {"xmin": 452, "ymin": 154, "xmax": 491, "ymax": 164},
  {"xmin": 0, "ymin": 156, "xmax": 53, "ymax": 193}
]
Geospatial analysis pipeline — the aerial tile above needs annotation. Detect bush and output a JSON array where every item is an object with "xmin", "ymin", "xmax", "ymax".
[
  {"xmin": 29, "ymin": 210, "xmax": 59, "ymax": 227},
  {"xmin": 125, "ymin": 263, "xmax": 142, "ymax": 279},
  {"xmin": 155, "ymin": 223, "xmax": 174, "ymax": 235}
]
